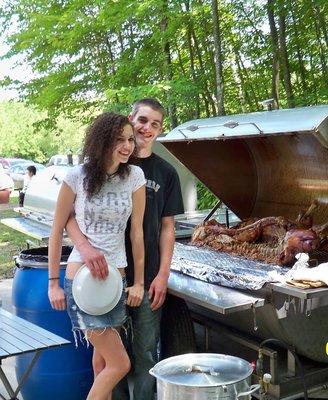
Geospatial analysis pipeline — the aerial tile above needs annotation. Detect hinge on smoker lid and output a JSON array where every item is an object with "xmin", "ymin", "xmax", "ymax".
[
  {"xmin": 314, "ymin": 127, "xmax": 328, "ymax": 148},
  {"xmin": 178, "ymin": 129, "xmax": 190, "ymax": 139},
  {"xmin": 203, "ymin": 200, "xmax": 223, "ymax": 223}
]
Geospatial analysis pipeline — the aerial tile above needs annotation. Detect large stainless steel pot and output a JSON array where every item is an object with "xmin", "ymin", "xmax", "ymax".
[{"xmin": 149, "ymin": 353, "xmax": 260, "ymax": 400}]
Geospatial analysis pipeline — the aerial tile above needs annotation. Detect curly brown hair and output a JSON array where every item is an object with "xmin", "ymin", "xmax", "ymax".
[{"xmin": 81, "ymin": 112, "xmax": 136, "ymax": 198}]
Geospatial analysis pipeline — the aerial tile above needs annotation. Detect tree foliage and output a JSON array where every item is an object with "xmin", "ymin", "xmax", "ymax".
[
  {"xmin": 1, "ymin": 0, "xmax": 326, "ymax": 131},
  {"xmin": 0, "ymin": 0, "xmax": 327, "ymax": 207},
  {"xmin": 0, "ymin": 101, "xmax": 85, "ymax": 161},
  {"xmin": 197, "ymin": 182, "xmax": 217, "ymax": 210}
]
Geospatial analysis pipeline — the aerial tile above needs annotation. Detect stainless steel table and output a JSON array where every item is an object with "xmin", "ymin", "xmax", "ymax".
[{"xmin": 0, "ymin": 308, "xmax": 70, "ymax": 400}]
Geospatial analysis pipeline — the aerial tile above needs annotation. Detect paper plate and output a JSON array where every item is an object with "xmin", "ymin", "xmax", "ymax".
[{"xmin": 72, "ymin": 264, "xmax": 123, "ymax": 315}]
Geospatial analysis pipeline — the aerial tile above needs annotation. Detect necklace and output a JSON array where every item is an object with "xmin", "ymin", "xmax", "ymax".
[{"xmin": 106, "ymin": 171, "xmax": 118, "ymax": 179}]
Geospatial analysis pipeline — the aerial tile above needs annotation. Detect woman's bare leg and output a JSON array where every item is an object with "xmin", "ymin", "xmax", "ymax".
[
  {"xmin": 86, "ymin": 328, "xmax": 130, "ymax": 400},
  {"xmin": 92, "ymin": 350, "xmax": 111, "ymax": 400},
  {"xmin": 92, "ymin": 348, "xmax": 105, "ymax": 378}
]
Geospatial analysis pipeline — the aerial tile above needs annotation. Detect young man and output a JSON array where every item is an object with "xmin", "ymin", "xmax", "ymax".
[{"xmin": 66, "ymin": 98, "xmax": 184, "ymax": 400}]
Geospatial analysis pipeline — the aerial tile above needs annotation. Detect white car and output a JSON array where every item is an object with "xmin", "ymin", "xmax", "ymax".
[{"xmin": 9, "ymin": 162, "xmax": 46, "ymax": 190}]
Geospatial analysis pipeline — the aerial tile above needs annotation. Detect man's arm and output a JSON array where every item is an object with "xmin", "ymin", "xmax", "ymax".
[
  {"xmin": 126, "ymin": 185, "xmax": 145, "ymax": 307},
  {"xmin": 148, "ymin": 215, "xmax": 175, "ymax": 311},
  {"xmin": 65, "ymin": 216, "xmax": 108, "ymax": 279}
]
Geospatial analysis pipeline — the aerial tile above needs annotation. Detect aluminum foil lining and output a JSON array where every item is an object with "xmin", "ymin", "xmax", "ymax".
[{"xmin": 171, "ymin": 242, "xmax": 289, "ymax": 290}]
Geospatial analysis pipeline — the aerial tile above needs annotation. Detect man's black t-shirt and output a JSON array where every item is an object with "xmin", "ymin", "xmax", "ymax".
[{"xmin": 125, "ymin": 153, "xmax": 184, "ymax": 289}]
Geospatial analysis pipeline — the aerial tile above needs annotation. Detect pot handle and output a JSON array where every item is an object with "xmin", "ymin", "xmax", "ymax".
[
  {"xmin": 191, "ymin": 364, "xmax": 220, "ymax": 376},
  {"xmin": 236, "ymin": 384, "xmax": 261, "ymax": 399}
]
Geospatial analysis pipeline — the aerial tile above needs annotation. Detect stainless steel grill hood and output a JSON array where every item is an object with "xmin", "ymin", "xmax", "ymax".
[
  {"xmin": 159, "ymin": 105, "xmax": 328, "ymax": 223},
  {"xmin": 1, "ymin": 166, "xmax": 70, "ymax": 243}
]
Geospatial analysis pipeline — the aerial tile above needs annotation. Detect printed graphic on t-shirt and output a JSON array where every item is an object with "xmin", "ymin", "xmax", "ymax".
[
  {"xmin": 84, "ymin": 190, "xmax": 131, "ymax": 234},
  {"xmin": 146, "ymin": 179, "xmax": 160, "ymax": 193}
]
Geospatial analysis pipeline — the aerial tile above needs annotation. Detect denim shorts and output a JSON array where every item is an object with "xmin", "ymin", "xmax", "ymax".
[{"xmin": 64, "ymin": 276, "xmax": 127, "ymax": 331}]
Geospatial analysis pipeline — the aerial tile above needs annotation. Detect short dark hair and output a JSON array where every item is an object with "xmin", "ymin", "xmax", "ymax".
[
  {"xmin": 131, "ymin": 98, "xmax": 165, "ymax": 120},
  {"xmin": 27, "ymin": 165, "xmax": 36, "ymax": 175}
]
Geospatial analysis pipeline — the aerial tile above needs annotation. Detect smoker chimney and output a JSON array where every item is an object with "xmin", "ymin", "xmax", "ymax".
[
  {"xmin": 259, "ymin": 98, "xmax": 275, "ymax": 111},
  {"xmin": 67, "ymin": 150, "xmax": 73, "ymax": 166}
]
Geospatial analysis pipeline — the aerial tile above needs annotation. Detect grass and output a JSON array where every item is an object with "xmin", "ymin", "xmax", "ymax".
[{"xmin": 0, "ymin": 195, "xmax": 28, "ymax": 279}]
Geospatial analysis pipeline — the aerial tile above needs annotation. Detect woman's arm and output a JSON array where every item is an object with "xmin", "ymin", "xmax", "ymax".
[
  {"xmin": 126, "ymin": 185, "xmax": 145, "ymax": 307},
  {"xmin": 48, "ymin": 182, "xmax": 76, "ymax": 310},
  {"xmin": 66, "ymin": 215, "xmax": 108, "ymax": 279}
]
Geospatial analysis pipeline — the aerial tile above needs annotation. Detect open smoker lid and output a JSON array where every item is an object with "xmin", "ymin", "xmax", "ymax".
[{"xmin": 159, "ymin": 105, "xmax": 328, "ymax": 224}]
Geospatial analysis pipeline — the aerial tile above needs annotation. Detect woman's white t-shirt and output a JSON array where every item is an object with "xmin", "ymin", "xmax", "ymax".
[{"xmin": 64, "ymin": 164, "xmax": 146, "ymax": 268}]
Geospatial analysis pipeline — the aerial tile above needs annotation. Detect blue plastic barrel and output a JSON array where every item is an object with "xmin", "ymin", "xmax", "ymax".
[{"xmin": 12, "ymin": 246, "xmax": 93, "ymax": 400}]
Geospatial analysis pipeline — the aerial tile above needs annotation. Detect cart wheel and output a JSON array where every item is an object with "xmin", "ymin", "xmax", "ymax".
[{"xmin": 160, "ymin": 294, "xmax": 196, "ymax": 359}]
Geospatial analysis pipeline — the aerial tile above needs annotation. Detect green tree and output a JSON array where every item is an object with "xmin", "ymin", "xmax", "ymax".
[
  {"xmin": 0, "ymin": 0, "xmax": 327, "ymax": 127},
  {"xmin": 0, "ymin": 101, "xmax": 85, "ymax": 161}
]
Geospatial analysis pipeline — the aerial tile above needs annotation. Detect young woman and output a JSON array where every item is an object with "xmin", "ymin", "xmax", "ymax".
[{"xmin": 48, "ymin": 112, "xmax": 146, "ymax": 400}]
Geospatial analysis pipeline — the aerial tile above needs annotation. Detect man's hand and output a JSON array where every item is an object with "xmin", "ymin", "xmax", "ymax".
[
  {"xmin": 148, "ymin": 274, "xmax": 168, "ymax": 311},
  {"xmin": 126, "ymin": 283, "xmax": 144, "ymax": 307},
  {"xmin": 79, "ymin": 245, "xmax": 108, "ymax": 280},
  {"xmin": 48, "ymin": 286, "xmax": 66, "ymax": 311}
]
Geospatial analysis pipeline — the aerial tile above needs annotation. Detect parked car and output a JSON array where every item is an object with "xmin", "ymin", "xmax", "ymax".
[
  {"xmin": 47, "ymin": 154, "xmax": 79, "ymax": 166},
  {"xmin": 0, "ymin": 158, "xmax": 10, "ymax": 170},
  {"xmin": 9, "ymin": 162, "xmax": 46, "ymax": 190},
  {"xmin": 2, "ymin": 158, "xmax": 33, "ymax": 169},
  {"xmin": 0, "ymin": 166, "xmax": 14, "ymax": 204}
]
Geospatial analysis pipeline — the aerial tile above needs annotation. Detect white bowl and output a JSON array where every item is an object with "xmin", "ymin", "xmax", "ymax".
[{"xmin": 72, "ymin": 264, "xmax": 123, "ymax": 315}]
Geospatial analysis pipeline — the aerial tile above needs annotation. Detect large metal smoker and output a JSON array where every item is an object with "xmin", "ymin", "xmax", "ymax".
[{"xmin": 158, "ymin": 105, "xmax": 328, "ymax": 400}]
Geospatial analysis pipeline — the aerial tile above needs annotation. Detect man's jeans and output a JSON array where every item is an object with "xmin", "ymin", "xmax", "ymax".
[{"xmin": 113, "ymin": 293, "xmax": 161, "ymax": 400}]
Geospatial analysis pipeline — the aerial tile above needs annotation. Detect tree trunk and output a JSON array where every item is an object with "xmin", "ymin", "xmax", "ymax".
[
  {"xmin": 309, "ymin": 0, "xmax": 328, "ymax": 83},
  {"xmin": 278, "ymin": 0, "xmax": 295, "ymax": 107},
  {"xmin": 237, "ymin": 50, "xmax": 260, "ymax": 108},
  {"xmin": 231, "ymin": 50, "xmax": 247, "ymax": 112},
  {"xmin": 267, "ymin": 0, "xmax": 280, "ymax": 109},
  {"xmin": 176, "ymin": 46, "xmax": 186, "ymax": 76},
  {"xmin": 183, "ymin": 0, "xmax": 200, "ymax": 119},
  {"xmin": 191, "ymin": 27, "xmax": 217, "ymax": 116},
  {"xmin": 289, "ymin": 0, "xmax": 308, "ymax": 92},
  {"xmin": 312, "ymin": 0, "xmax": 328, "ymax": 48},
  {"xmin": 197, "ymin": 4, "xmax": 219, "ymax": 115},
  {"xmin": 117, "ymin": 30, "xmax": 124, "ymax": 54},
  {"xmin": 233, "ymin": 47, "xmax": 253, "ymax": 111},
  {"xmin": 309, "ymin": 54, "xmax": 319, "ymax": 103},
  {"xmin": 211, "ymin": 0, "xmax": 225, "ymax": 115},
  {"xmin": 200, "ymin": 93, "xmax": 211, "ymax": 117},
  {"xmin": 237, "ymin": 1, "xmax": 267, "ymax": 45},
  {"xmin": 161, "ymin": 0, "xmax": 178, "ymax": 128}
]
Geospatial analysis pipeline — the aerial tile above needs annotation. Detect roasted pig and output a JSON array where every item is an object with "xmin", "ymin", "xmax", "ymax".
[{"xmin": 191, "ymin": 204, "xmax": 324, "ymax": 266}]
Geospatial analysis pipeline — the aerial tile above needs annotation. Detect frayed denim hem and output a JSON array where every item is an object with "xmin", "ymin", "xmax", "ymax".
[{"xmin": 72, "ymin": 323, "xmax": 129, "ymax": 348}]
